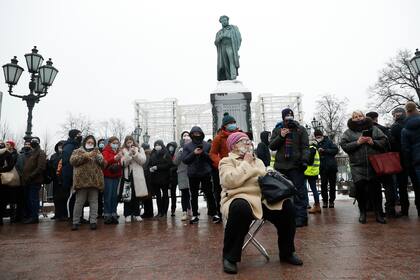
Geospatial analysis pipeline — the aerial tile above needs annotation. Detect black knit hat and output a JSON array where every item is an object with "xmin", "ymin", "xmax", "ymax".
[
  {"xmin": 366, "ymin": 112, "xmax": 379, "ymax": 119},
  {"xmin": 222, "ymin": 112, "xmax": 236, "ymax": 127},
  {"xmin": 282, "ymin": 108, "xmax": 294, "ymax": 120},
  {"xmin": 68, "ymin": 129, "xmax": 81, "ymax": 139},
  {"xmin": 314, "ymin": 129, "xmax": 323, "ymax": 137}
]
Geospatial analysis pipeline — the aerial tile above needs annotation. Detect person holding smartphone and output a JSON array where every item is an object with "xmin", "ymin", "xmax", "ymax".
[
  {"xmin": 181, "ymin": 126, "xmax": 219, "ymax": 224},
  {"xmin": 340, "ymin": 111, "xmax": 388, "ymax": 224}
]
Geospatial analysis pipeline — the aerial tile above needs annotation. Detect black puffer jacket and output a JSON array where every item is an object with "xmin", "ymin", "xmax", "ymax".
[
  {"xmin": 256, "ymin": 131, "xmax": 271, "ymax": 167},
  {"xmin": 340, "ymin": 118, "xmax": 387, "ymax": 183},
  {"xmin": 149, "ymin": 140, "xmax": 172, "ymax": 186},
  {"xmin": 181, "ymin": 126, "xmax": 212, "ymax": 178},
  {"xmin": 401, "ymin": 115, "xmax": 420, "ymax": 168},
  {"xmin": 166, "ymin": 142, "xmax": 178, "ymax": 186},
  {"xmin": 317, "ymin": 136, "xmax": 339, "ymax": 173}
]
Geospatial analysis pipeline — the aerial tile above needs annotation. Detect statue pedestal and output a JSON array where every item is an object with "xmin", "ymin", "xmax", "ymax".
[{"xmin": 210, "ymin": 80, "xmax": 253, "ymax": 137}]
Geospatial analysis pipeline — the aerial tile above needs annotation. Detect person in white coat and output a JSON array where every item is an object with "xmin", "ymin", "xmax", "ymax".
[{"xmin": 121, "ymin": 136, "xmax": 148, "ymax": 223}]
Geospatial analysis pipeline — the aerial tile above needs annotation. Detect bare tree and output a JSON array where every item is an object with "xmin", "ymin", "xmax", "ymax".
[
  {"xmin": 60, "ymin": 113, "xmax": 95, "ymax": 138},
  {"xmin": 370, "ymin": 49, "xmax": 420, "ymax": 113},
  {"xmin": 0, "ymin": 120, "xmax": 10, "ymax": 140},
  {"xmin": 96, "ymin": 120, "xmax": 110, "ymax": 139},
  {"xmin": 41, "ymin": 130, "xmax": 54, "ymax": 157},
  {"xmin": 315, "ymin": 94, "xmax": 348, "ymax": 143},
  {"xmin": 108, "ymin": 118, "xmax": 130, "ymax": 142}
]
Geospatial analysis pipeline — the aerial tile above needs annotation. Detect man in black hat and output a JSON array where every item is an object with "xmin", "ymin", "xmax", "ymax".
[
  {"xmin": 62, "ymin": 129, "xmax": 82, "ymax": 220},
  {"xmin": 269, "ymin": 108, "xmax": 310, "ymax": 227}
]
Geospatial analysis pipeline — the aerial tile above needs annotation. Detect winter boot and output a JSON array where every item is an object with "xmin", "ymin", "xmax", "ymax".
[{"xmin": 308, "ymin": 203, "xmax": 321, "ymax": 214}]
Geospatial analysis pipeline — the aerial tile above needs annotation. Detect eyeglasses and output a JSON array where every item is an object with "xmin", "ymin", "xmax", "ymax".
[{"xmin": 237, "ymin": 138, "xmax": 252, "ymax": 145}]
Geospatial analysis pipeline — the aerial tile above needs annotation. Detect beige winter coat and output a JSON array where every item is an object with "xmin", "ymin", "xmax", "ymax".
[
  {"xmin": 219, "ymin": 152, "xmax": 286, "ymax": 219},
  {"xmin": 121, "ymin": 146, "xmax": 148, "ymax": 197}
]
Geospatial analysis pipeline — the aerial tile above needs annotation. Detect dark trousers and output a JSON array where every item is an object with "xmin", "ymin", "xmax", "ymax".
[
  {"xmin": 189, "ymin": 175, "xmax": 216, "ymax": 217},
  {"xmin": 25, "ymin": 184, "xmax": 41, "ymax": 220},
  {"xmin": 180, "ymin": 189, "xmax": 191, "ymax": 212},
  {"xmin": 154, "ymin": 184, "xmax": 169, "ymax": 216},
  {"xmin": 395, "ymin": 171, "xmax": 410, "ymax": 214},
  {"xmin": 278, "ymin": 169, "xmax": 308, "ymax": 222},
  {"xmin": 212, "ymin": 168, "xmax": 222, "ymax": 216},
  {"xmin": 223, "ymin": 198, "xmax": 296, "ymax": 262},
  {"xmin": 123, "ymin": 187, "xmax": 140, "ymax": 217},
  {"xmin": 355, "ymin": 179, "xmax": 382, "ymax": 213},
  {"xmin": 410, "ymin": 168, "xmax": 420, "ymax": 210},
  {"xmin": 379, "ymin": 175, "xmax": 396, "ymax": 214},
  {"xmin": 170, "ymin": 183, "xmax": 177, "ymax": 213},
  {"xmin": 53, "ymin": 182, "xmax": 68, "ymax": 219},
  {"xmin": 320, "ymin": 170, "xmax": 337, "ymax": 203},
  {"xmin": 142, "ymin": 197, "xmax": 154, "ymax": 217}
]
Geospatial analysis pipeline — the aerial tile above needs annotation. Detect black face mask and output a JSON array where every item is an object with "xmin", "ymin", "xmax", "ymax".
[
  {"xmin": 75, "ymin": 136, "xmax": 83, "ymax": 144},
  {"xmin": 191, "ymin": 135, "xmax": 202, "ymax": 143},
  {"xmin": 0, "ymin": 144, "xmax": 5, "ymax": 149},
  {"xmin": 23, "ymin": 147, "xmax": 32, "ymax": 153},
  {"xmin": 30, "ymin": 142, "xmax": 39, "ymax": 149}
]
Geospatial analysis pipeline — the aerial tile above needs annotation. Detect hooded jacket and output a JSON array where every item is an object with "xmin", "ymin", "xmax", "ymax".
[
  {"xmin": 317, "ymin": 136, "xmax": 339, "ymax": 173},
  {"xmin": 61, "ymin": 138, "xmax": 81, "ymax": 189},
  {"xmin": 149, "ymin": 140, "xmax": 172, "ymax": 186},
  {"xmin": 269, "ymin": 120, "xmax": 310, "ymax": 171},
  {"xmin": 181, "ymin": 126, "xmax": 212, "ymax": 178},
  {"xmin": 49, "ymin": 140, "xmax": 65, "ymax": 183},
  {"xmin": 401, "ymin": 116, "xmax": 420, "ymax": 168},
  {"xmin": 166, "ymin": 142, "xmax": 178, "ymax": 186},
  {"xmin": 209, "ymin": 128, "xmax": 240, "ymax": 169},
  {"xmin": 340, "ymin": 118, "xmax": 388, "ymax": 183},
  {"xmin": 256, "ymin": 131, "xmax": 271, "ymax": 167},
  {"xmin": 390, "ymin": 117, "xmax": 406, "ymax": 153}
]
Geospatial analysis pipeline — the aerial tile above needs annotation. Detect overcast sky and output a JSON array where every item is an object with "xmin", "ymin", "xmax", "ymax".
[{"xmin": 1, "ymin": 0, "xmax": 420, "ymax": 144}]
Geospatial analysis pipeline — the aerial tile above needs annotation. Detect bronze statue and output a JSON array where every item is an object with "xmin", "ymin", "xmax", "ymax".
[{"xmin": 215, "ymin": 15, "xmax": 242, "ymax": 81}]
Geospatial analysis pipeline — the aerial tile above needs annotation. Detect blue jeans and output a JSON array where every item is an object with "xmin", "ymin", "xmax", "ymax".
[
  {"xmin": 104, "ymin": 177, "xmax": 120, "ymax": 217},
  {"xmin": 305, "ymin": 176, "xmax": 319, "ymax": 204},
  {"xmin": 25, "ymin": 184, "xmax": 41, "ymax": 219},
  {"xmin": 279, "ymin": 169, "xmax": 308, "ymax": 222}
]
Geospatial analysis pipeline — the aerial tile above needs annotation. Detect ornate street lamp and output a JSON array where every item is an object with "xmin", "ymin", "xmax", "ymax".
[
  {"xmin": 310, "ymin": 117, "xmax": 324, "ymax": 132},
  {"xmin": 143, "ymin": 131, "xmax": 150, "ymax": 144},
  {"xmin": 305, "ymin": 124, "xmax": 312, "ymax": 136},
  {"xmin": 132, "ymin": 125, "xmax": 142, "ymax": 144},
  {"xmin": 2, "ymin": 46, "xmax": 58, "ymax": 141},
  {"xmin": 410, "ymin": 48, "xmax": 420, "ymax": 77}
]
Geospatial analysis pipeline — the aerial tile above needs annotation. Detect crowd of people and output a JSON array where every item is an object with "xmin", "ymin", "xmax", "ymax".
[{"xmin": 0, "ymin": 102, "xmax": 420, "ymax": 274}]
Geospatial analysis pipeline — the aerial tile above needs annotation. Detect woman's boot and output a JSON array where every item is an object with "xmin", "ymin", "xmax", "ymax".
[{"xmin": 308, "ymin": 203, "xmax": 321, "ymax": 214}]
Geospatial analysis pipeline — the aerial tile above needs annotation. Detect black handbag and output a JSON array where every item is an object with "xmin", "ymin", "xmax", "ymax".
[{"xmin": 258, "ymin": 170, "xmax": 296, "ymax": 204}]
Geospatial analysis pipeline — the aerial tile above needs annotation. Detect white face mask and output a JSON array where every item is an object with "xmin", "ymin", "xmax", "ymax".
[
  {"xmin": 155, "ymin": 145, "xmax": 162, "ymax": 151},
  {"xmin": 238, "ymin": 145, "xmax": 254, "ymax": 156},
  {"xmin": 85, "ymin": 144, "xmax": 94, "ymax": 150},
  {"xmin": 285, "ymin": 116, "xmax": 294, "ymax": 121}
]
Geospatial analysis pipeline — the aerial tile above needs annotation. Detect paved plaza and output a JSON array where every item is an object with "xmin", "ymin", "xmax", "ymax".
[{"xmin": 1, "ymin": 199, "xmax": 420, "ymax": 280}]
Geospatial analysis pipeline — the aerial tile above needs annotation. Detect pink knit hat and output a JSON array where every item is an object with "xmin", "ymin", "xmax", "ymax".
[{"xmin": 226, "ymin": 132, "xmax": 249, "ymax": 152}]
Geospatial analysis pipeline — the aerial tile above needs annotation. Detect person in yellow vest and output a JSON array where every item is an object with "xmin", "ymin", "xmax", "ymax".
[{"xmin": 305, "ymin": 141, "xmax": 321, "ymax": 213}]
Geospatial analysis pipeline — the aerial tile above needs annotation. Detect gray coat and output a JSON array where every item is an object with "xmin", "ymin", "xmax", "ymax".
[
  {"xmin": 173, "ymin": 146, "xmax": 189, "ymax": 190},
  {"xmin": 340, "ymin": 118, "xmax": 388, "ymax": 183}
]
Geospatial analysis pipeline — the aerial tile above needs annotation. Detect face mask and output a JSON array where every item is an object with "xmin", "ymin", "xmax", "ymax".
[
  {"xmin": 226, "ymin": 123, "xmax": 237, "ymax": 132},
  {"xmin": 315, "ymin": 137, "xmax": 323, "ymax": 142},
  {"xmin": 155, "ymin": 145, "xmax": 162, "ymax": 151},
  {"xmin": 238, "ymin": 145, "xmax": 254, "ymax": 156},
  {"xmin": 58, "ymin": 147, "xmax": 63, "ymax": 153},
  {"xmin": 30, "ymin": 142, "xmax": 39, "ymax": 149},
  {"xmin": 284, "ymin": 116, "xmax": 294, "ymax": 121},
  {"xmin": 23, "ymin": 147, "xmax": 32, "ymax": 152},
  {"xmin": 168, "ymin": 146, "xmax": 174, "ymax": 152},
  {"xmin": 85, "ymin": 144, "xmax": 94, "ymax": 150},
  {"xmin": 75, "ymin": 136, "xmax": 83, "ymax": 143},
  {"xmin": 111, "ymin": 143, "xmax": 119, "ymax": 150},
  {"xmin": 98, "ymin": 143, "xmax": 105, "ymax": 149}
]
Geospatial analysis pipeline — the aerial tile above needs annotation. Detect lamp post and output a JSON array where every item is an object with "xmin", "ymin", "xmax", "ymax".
[
  {"xmin": 305, "ymin": 124, "xmax": 312, "ymax": 136},
  {"xmin": 410, "ymin": 48, "xmax": 420, "ymax": 78},
  {"xmin": 132, "ymin": 125, "xmax": 142, "ymax": 144},
  {"xmin": 2, "ymin": 46, "xmax": 58, "ymax": 141},
  {"xmin": 143, "ymin": 130, "xmax": 150, "ymax": 145},
  {"xmin": 311, "ymin": 117, "xmax": 324, "ymax": 132}
]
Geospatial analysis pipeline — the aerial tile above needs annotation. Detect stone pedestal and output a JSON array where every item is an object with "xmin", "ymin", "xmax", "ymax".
[{"xmin": 210, "ymin": 80, "xmax": 252, "ymax": 137}]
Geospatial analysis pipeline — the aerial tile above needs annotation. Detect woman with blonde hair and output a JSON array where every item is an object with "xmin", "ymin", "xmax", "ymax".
[
  {"xmin": 121, "ymin": 136, "xmax": 148, "ymax": 223},
  {"xmin": 340, "ymin": 111, "xmax": 388, "ymax": 224}
]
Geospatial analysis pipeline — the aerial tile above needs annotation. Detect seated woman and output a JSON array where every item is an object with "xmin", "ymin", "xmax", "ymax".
[{"xmin": 219, "ymin": 132, "xmax": 302, "ymax": 274}]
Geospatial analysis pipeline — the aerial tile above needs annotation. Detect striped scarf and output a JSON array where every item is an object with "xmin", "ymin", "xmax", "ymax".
[{"xmin": 284, "ymin": 132, "xmax": 294, "ymax": 159}]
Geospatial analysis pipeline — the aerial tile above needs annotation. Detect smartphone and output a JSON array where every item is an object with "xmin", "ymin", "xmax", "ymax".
[
  {"xmin": 197, "ymin": 144, "xmax": 203, "ymax": 150},
  {"xmin": 362, "ymin": 130, "xmax": 372, "ymax": 137}
]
